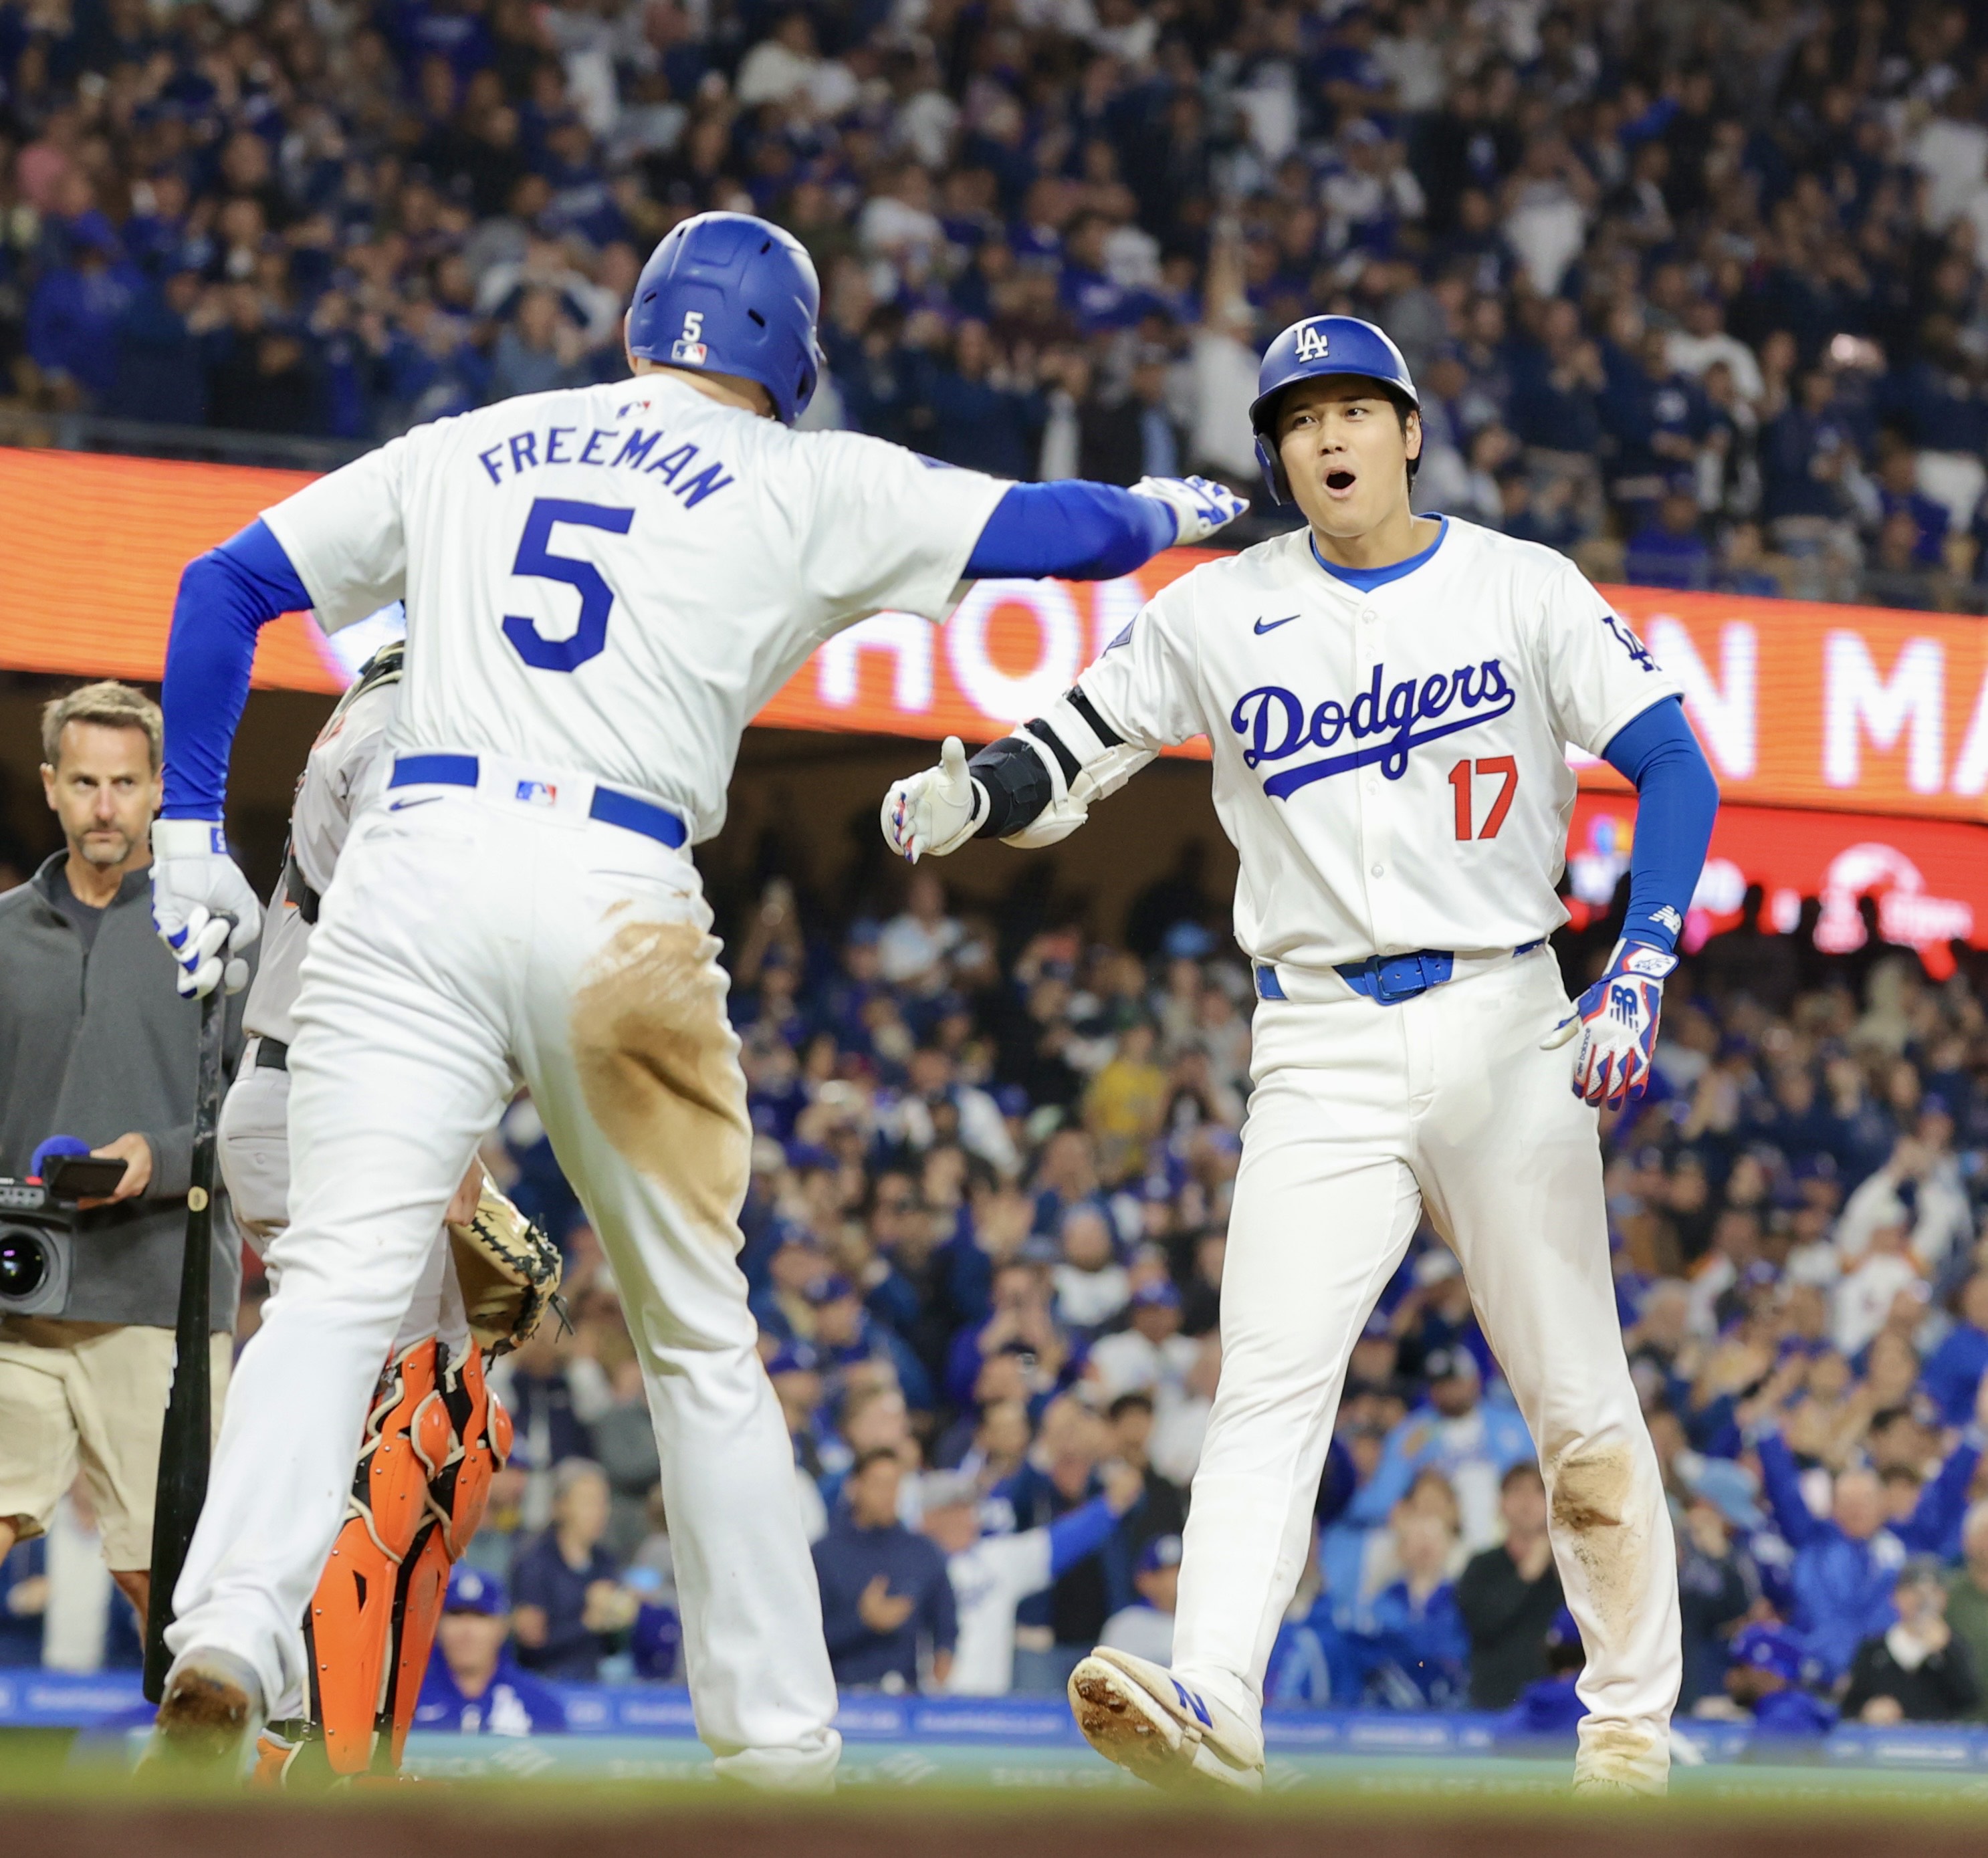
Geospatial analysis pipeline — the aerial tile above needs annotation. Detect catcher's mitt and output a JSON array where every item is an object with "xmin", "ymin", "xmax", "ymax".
[{"xmin": 447, "ymin": 1179, "xmax": 566, "ymax": 1355}]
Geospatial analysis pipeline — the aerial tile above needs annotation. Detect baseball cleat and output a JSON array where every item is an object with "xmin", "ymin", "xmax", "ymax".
[
  {"xmin": 146, "ymin": 1649, "xmax": 266, "ymax": 1770},
  {"xmin": 1067, "ymin": 1647, "xmax": 1264, "ymax": 1794}
]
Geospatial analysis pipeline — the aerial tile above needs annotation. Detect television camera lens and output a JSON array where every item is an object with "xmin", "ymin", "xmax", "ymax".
[{"xmin": 0, "ymin": 1230, "xmax": 50, "ymax": 1300}]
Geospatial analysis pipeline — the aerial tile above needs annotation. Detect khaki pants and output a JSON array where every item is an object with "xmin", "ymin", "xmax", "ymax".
[{"xmin": 0, "ymin": 1318, "xmax": 233, "ymax": 1569}]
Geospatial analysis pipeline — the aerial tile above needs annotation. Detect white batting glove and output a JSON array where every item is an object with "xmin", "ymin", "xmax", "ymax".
[
  {"xmin": 1541, "ymin": 939, "xmax": 1678, "ymax": 1110},
  {"xmin": 881, "ymin": 735, "xmax": 984, "ymax": 863},
  {"xmin": 150, "ymin": 819, "xmax": 261, "ymax": 998},
  {"xmin": 1129, "ymin": 475, "xmax": 1250, "ymax": 546}
]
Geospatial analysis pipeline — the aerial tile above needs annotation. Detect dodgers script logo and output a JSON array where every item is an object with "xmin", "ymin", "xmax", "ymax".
[
  {"xmin": 1232, "ymin": 659, "xmax": 1517, "ymax": 800},
  {"xmin": 1294, "ymin": 322, "xmax": 1331, "ymax": 362}
]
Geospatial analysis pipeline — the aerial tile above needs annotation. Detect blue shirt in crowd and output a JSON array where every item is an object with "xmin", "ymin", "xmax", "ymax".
[{"xmin": 415, "ymin": 1649, "xmax": 568, "ymax": 1736}]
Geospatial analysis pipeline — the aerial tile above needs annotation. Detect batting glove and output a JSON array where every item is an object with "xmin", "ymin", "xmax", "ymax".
[
  {"xmin": 1541, "ymin": 937, "xmax": 1678, "ymax": 1110},
  {"xmin": 1129, "ymin": 475, "xmax": 1250, "ymax": 546},
  {"xmin": 150, "ymin": 819, "xmax": 261, "ymax": 999},
  {"xmin": 881, "ymin": 735, "xmax": 984, "ymax": 863}
]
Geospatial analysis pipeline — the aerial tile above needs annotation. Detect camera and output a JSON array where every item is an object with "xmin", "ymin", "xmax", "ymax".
[{"xmin": 0, "ymin": 1180, "xmax": 74, "ymax": 1318}]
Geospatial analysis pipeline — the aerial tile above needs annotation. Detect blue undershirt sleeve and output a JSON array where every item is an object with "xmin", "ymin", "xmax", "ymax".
[
  {"xmin": 964, "ymin": 482, "xmax": 1176, "ymax": 581},
  {"xmin": 1599, "ymin": 695, "xmax": 1720, "ymax": 954},
  {"xmin": 1045, "ymin": 1496, "xmax": 1123, "ymax": 1579},
  {"xmin": 160, "ymin": 519, "xmax": 314, "ymax": 819}
]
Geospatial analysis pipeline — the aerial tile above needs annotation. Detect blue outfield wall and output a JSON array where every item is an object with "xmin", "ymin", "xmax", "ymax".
[{"xmin": 9, "ymin": 1668, "xmax": 1988, "ymax": 1771}]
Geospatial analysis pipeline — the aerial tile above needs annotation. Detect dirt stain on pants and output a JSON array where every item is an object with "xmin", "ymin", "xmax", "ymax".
[
  {"xmin": 569, "ymin": 913, "xmax": 752, "ymax": 1240},
  {"xmin": 1548, "ymin": 1442, "xmax": 1640, "ymax": 1639}
]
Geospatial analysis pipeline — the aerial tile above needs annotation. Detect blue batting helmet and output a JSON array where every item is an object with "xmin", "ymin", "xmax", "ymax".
[
  {"xmin": 626, "ymin": 211, "xmax": 822, "ymax": 425},
  {"xmin": 1248, "ymin": 315, "xmax": 1419, "ymax": 503}
]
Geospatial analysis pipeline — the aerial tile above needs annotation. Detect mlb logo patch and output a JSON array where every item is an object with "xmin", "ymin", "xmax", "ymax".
[
  {"xmin": 1295, "ymin": 322, "xmax": 1331, "ymax": 362},
  {"xmin": 671, "ymin": 339, "xmax": 708, "ymax": 366},
  {"xmin": 515, "ymin": 780, "xmax": 558, "ymax": 806}
]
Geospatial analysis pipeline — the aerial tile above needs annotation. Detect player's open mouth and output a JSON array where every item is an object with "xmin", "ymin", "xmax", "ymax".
[{"xmin": 1323, "ymin": 468, "xmax": 1357, "ymax": 494}]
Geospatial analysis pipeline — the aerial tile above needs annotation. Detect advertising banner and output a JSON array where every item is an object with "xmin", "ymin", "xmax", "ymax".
[{"xmin": 7, "ymin": 450, "xmax": 1988, "ymax": 950}]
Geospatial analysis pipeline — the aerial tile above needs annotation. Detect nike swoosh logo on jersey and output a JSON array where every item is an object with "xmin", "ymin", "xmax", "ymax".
[
  {"xmin": 387, "ymin": 795, "xmax": 443, "ymax": 811},
  {"xmin": 1253, "ymin": 613, "xmax": 1301, "ymax": 634}
]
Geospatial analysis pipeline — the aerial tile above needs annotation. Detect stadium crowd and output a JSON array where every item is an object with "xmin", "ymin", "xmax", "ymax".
[
  {"xmin": 4, "ymin": 0, "xmax": 1988, "ymax": 607},
  {"xmin": 7, "ymin": 0, "xmax": 1988, "ymax": 1740},
  {"xmin": 87, "ymin": 852, "xmax": 1958, "ymax": 1737}
]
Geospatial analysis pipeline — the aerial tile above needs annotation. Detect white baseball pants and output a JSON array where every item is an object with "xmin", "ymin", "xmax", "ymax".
[
  {"xmin": 169, "ymin": 766, "xmax": 841, "ymax": 1786},
  {"xmin": 1171, "ymin": 947, "xmax": 1679, "ymax": 1786},
  {"xmin": 218, "ymin": 1050, "xmax": 464, "ymax": 1359}
]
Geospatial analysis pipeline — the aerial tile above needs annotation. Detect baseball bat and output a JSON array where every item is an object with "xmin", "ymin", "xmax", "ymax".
[{"xmin": 142, "ymin": 978, "xmax": 227, "ymax": 1703}]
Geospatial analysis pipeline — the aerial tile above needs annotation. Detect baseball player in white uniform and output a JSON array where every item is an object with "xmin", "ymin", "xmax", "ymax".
[
  {"xmin": 217, "ymin": 637, "xmax": 542, "ymax": 1782},
  {"xmin": 882, "ymin": 315, "xmax": 1719, "ymax": 1792},
  {"xmin": 140, "ymin": 211, "xmax": 1244, "ymax": 1780}
]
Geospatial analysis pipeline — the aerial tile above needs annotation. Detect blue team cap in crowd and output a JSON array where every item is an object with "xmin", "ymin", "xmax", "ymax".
[
  {"xmin": 803, "ymin": 1273, "xmax": 856, "ymax": 1306},
  {"xmin": 445, "ymin": 1565, "xmax": 509, "ymax": 1616},
  {"xmin": 1731, "ymin": 1623, "xmax": 1803, "ymax": 1684},
  {"xmin": 1137, "ymin": 1534, "xmax": 1184, "ymax": 1576},
  {"xmin": 847, "ymin": 919, "xmax": 883, "ymax": 947},
  {"xmin": 784, "ymin": 1142, "xmax": 836, "ymax": 1175},
  {"xmin": 1422, "ymin": 1347, "xmax": 1478, "ymax": 1383},
  {"xmin": 767, "ymin": 1339, "xmax": 822, "ymax": 1377},
  {"xmin": 995, "ymin": 1084, "xmax": 1032, "ymax": 1120},
  {"xmin": 1131, "ymin": 1280, "xmax": 1182, "ymax": 1310},
  {"xmin": 1545, "ymin": 1607, "xmax": 1581, "ymax": 1649},
  {"xmin": 1162, "ymin": 921, "xmax": 1216, "ymax": 960}
]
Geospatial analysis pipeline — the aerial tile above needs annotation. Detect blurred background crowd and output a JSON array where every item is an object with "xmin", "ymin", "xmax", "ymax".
[
  {"xmin": 8, "ymin": 0, "xmax": 1988, "ymax": 1741},
  {"xmin": 4, "ymin": 0, "xmax": 1988, "ymax": 605},
  {"xmin": 17, "ymin": 842, "xmax": 1988, "ymax": 1742}
]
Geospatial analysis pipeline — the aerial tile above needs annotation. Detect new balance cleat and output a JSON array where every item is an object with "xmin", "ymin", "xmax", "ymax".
[{"xmin": 1067, "ymin": 1647, "xmax": 1264, "ymax": 1794}]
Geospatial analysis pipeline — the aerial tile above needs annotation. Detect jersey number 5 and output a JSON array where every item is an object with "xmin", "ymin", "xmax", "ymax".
[
  {"xmin": 502, "ymin": 497, "xmax": 635, "ymax": 673},
  {"xmin": 1447, "ymin": 756, "xmax": 1517, "ymax": 840}
]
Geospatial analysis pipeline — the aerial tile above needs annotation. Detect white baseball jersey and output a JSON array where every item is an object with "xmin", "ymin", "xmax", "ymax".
[
  {"xmin": 241, "ymin": 669, "xmax": 399, "ymax": 1046},
  {"xmin": 260, "ymin": 376, "xmax": 1009, "ymax": 840},
  {"xmin": 944, "ymin": 1526, "xmax": 1059, "ymax": 1696},
  {"xmin": 1078, "ymin": 516, "xmax": 1679, "ymax": 971}
]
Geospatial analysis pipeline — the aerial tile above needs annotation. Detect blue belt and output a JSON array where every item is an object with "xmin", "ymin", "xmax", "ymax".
[
  {"xmin": 1255, "ymin": 940, "xmax": 1545, "ymax": 1006},
  {"xmin": 389, "ymin": 754, "xmax": 688, "ymax": 850}
]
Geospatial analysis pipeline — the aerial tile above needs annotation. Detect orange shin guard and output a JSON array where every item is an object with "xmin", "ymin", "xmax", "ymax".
[
  {"xmin": 380, "ymin": 1340, "xmax": 513, "ymax": 1768},
  {"xmin": 303, "ymin": 1338, "xmax": 451, "ymax": 1775}
]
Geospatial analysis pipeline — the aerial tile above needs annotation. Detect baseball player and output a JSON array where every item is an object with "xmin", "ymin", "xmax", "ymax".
[
  {"xmin": 142, "ymin": 210, "xmax": 1245, "ymax": 1781},
  {"xmin": 881, "ymin": 315, "xmax": 1720, "ymax": 1793},
  {"xmin": 216, "ymin": 638, "xmax": 555, "ymax": 1784}
]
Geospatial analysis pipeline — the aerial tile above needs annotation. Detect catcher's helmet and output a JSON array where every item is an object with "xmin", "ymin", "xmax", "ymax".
[
  {"xmin": 1248, "ymin": 315, "xmax": 1420, "ymax": 503},
  {"xmin": 625, "ymin": 211, "xmax": 822, "ymax": 425}
]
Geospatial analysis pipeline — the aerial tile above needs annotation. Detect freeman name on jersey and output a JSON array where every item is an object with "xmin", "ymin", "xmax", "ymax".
[{"xmin": 474, "ymin": 418, "xmax": 737, "ymax": 508}]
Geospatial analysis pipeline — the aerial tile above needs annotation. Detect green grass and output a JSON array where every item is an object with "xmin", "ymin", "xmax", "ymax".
[{"xmin": 5, "ymin": 1728, "xmax": 1988, "ymax": 1829}]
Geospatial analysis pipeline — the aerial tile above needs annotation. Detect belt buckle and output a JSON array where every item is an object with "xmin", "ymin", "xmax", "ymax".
[{"xmin": 1372, "ymin": 954, "xmax": 1425, "ymax": 1005}]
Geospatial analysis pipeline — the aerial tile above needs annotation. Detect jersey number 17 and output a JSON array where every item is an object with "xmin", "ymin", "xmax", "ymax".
[{"xmin": 1447, "ymin": 756, "xmax": 1517, "ymax": 840}]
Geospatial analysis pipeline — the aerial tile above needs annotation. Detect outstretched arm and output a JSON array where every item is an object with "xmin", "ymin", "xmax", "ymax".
[
  {"xmin": 963, "ymin": 477, "xmax": 1244, "ymax": 580},
  {"xmin": 879, "ymin": 584, "xmax": 1201, "ymax": 863}
]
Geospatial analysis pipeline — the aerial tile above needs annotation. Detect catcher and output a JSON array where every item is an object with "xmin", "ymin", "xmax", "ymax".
[{"xmin": 215, "ymin": 638, "xmax": 563, "ymax": 1783}]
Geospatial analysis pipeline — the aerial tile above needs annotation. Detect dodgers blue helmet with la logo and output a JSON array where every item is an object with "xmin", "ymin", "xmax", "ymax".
[
  {"xmin": 626, "ymin": 211, "xmax": 823, "ymax": 425},
  {"xmin": 1248, "ymin": 315, "xmax": 1420, "ymax": 503}
]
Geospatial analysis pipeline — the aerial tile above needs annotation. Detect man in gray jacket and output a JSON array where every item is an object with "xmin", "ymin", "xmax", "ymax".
[{"xmin": 0, "ymin": 682, "xmax": 247, "ymax": 1631}]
